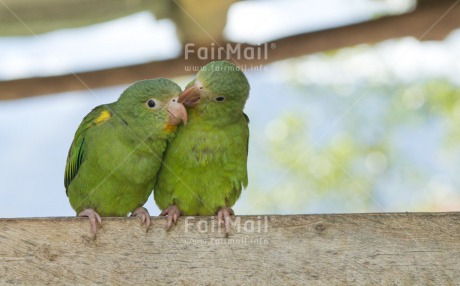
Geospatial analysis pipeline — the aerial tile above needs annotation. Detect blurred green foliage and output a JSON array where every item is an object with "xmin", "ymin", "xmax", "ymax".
[{"xmin": 244, "ymin": 75, "xmax": 460, "ymax": 214}]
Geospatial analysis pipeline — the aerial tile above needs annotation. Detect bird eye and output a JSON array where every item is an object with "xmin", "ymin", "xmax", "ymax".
[
  {"xmin": 146, "ymin": 99, "xmax": 156, "ymax": 108},
  {"xmin": 215, "ymin": 96, "xmax": 225, "ymax": 102}
]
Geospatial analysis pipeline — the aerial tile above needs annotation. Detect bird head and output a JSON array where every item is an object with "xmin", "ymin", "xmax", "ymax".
[
  {"xmin": 178, "ymin": 61, "xmax": 250, "ymax": 122},
  {"xmin": 116, "ymin": 78, "xmax": 188, "ymax": 133}
]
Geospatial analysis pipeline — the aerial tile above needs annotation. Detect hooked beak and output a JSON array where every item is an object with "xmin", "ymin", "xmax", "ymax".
[
  {"xmin": 178, "ymin": 85, "xmax": 201, "ymax": 108},
  {"xmin": 167, "ymin": 99, "xmax": 188, "ymax": 125}
]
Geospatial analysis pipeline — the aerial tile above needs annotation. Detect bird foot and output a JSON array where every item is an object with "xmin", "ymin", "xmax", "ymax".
[
  {"xmin": 160, "ymin": 205, "xmax": 181, "ymax": 230},
  {"xmin": 130, "ymin": 207, "xmax": 151, "ymax": 232},
  {"xmin": 78, "ymin": 208, "xmax": 102, "ymax": 238},
  {"xmin": 217, "ymin": 207, "xmax": 234, "ymax": 237}
]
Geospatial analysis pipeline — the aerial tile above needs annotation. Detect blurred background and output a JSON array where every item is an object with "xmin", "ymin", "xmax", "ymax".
[{"xmin": 1, "ymin": 0, "xmax": 460, "ymax": 217}]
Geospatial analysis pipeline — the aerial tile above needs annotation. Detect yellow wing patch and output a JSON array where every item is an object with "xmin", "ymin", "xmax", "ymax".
[{"xmin": 94, "ymin": 110, "xmax": 111, "ymax": 124}]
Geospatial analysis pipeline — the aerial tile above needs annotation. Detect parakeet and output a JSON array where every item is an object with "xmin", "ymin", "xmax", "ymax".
[
  {"xmin": 154, "ymin": 61, "xmax": 250, "ymax": 234},
  {"xmin": 65, "ymin": 78, "xmax": 189, "ymax": 236}
]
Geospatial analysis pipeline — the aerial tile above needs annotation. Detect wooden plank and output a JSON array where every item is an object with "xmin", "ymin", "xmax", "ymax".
[
  {"xmin": 0, "ymin": 0, "xmax": 234, "ymax": 44},
  {"xmin": 0, "ymin": 0, "xmax": 165, "ymax": 36},
  {"xmin": 0, "ymin": 213, "xmax": 459, "ymax": 285}
]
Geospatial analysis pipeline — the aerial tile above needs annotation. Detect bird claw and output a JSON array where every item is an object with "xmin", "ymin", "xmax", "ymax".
[
  {"xmin": 217, "ymin": 207, "xmax": 234, "ymax": 237},
  {"xmin": 78, "ymin": 208, "xmax": 102, "ymax": 238},
  {"xmin": 160, "ymin": 205, "xmax": 181, "ymax": 230},
  {"xmin": 130, "ymin": 207, "xmax": 151, "ymax": 232}
]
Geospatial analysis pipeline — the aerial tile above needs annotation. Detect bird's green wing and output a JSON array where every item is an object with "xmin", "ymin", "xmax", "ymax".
[
  {"xmin": 64, "ymin": 105, "xmax": 112, "ymax": 193},
  {"xmin": 241, "ymin": 112, "xmax": 250, "ymax": 188},
  {"xmin": 243, "ymin": 112, "xmax": 250, "ymax": 124},
  {"xmin": 243, "ymin": 112, "xmax": 250, "ymax": 157}
]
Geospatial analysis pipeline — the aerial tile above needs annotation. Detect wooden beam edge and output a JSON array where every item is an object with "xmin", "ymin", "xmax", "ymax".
[
  {"xmin": 1, "ymin": 212, "xmax": 459, "ymax": 285},
  {"xmin": 1, "ymin": 0, "xmax": 460, "ymax": 100},
  {"xmin": 0, "ymin": 211, "xmax": 459, "ymax": 221}
]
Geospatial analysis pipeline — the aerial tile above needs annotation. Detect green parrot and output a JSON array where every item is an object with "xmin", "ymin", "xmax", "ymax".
[
  {"xmin": 154, "ymin": 61, "xmax": 250, "ymax": 234},
  {"xmin": 65, "ymin": 78, "xmax": 189, "ymax": 236}
]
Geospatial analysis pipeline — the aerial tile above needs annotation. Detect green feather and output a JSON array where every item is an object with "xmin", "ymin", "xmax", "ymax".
[
  {"xmin": 65, "ymin": 78, "xmax": 182, "ymax": 216},
  {"xmin": 154, "ymin": 61, "xmax": 250, "ymax": 215},
  {"xmin": 64, "ymin": 105, "xmax": 109, "ymax": 191}
]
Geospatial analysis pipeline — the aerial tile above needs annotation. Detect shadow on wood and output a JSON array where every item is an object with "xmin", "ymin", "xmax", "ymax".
[{"xmin": 0, "ymin": 213, "xmax": 459, "ymax": 285}]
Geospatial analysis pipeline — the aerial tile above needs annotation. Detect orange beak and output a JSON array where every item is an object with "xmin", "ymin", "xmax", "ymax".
[
  {"xmin": 167, "ymin": 99, "xmax": 188, "ymax": 125},
  {"xmin": 178, "ymin": 85, "xmax": 201, "ymax": 108}
]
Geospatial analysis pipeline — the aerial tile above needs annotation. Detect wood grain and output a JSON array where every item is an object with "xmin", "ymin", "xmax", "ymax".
[{"xmin": 0, "ymin": 213, "xmax": 459, "ymax": 285}]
